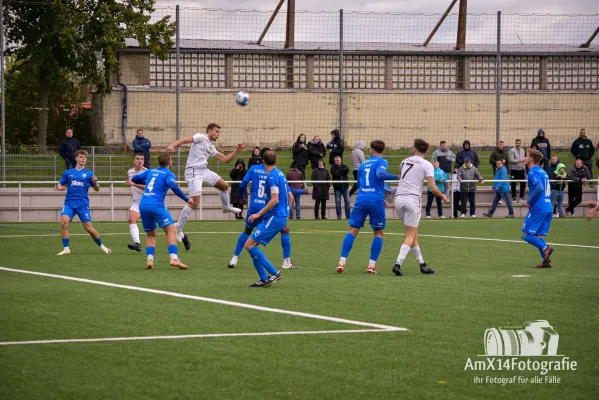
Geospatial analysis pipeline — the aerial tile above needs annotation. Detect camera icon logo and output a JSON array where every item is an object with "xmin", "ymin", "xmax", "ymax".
[{"xmin": 484, "ymin": 320, "xmax": 559, "ymax": 356}]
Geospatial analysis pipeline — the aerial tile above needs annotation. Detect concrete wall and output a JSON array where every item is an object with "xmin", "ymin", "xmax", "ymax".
[{"xmin": 102, "ymin": 89, "xmax": 599, "ymax": 148}]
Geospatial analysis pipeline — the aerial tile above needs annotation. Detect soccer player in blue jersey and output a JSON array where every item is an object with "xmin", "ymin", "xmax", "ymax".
[
  {"xmin": 336, "ymin": 140, "xmax": 398, "ymax": 274},
  {"xmin": 228, "ymin": 147, "xmax": 305, "ymax": 270},
  {"xmin": 243, "ymin": 150, "xmax": 289, "ymax": 287},
  {"xmin": 56, "ymin": 150, "xmax": 111, "ymax": 256},
  {"xmin": 132, "ymin": 153, "xmax": 193, "ymax": 270},
  {"xmin": 521, "ymin": 149, "xmax": 555, "ymax": 268}
]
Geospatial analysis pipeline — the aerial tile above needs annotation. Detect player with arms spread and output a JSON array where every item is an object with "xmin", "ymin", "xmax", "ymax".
[
  {"xmin": 336, "ymin": 140, "xmax": 398, "ymax": 274},
  {"xmin": 125, "ymin": 152, "xmax": 147, "ymax": 252},
  {"xmin": 167, "ymin": 123, "xmax": 243, "ymax": 250},
  {"xmin": 393, "ymin": 139, "xmax": 448, "ymax": 276},
  {"xmin": 521, "ymin": 149, "xmax": 554, "ymax": 268},
  {"xmin": 243, "ymin": 150, "xmax": 288, "ymax": 287},
  {"xmin": 56, "ymin": 150, "xmax": 111, "ymax": 256},
  {"xmin": 228, "ymin": 147, "xmax": 304, "ymax": 270},
  {"xmin": 132, "ymin": 153, "xmax": 193, "ymax": 270}
]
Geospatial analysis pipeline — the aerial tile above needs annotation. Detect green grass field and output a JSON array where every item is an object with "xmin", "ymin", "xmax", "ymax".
[{"xmin": 1, "ymin": 219, "xmax": 598, "ymax": 399}]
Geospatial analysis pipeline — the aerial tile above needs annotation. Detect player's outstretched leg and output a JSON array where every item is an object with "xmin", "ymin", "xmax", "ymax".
[
  {"xmin": 367, "ymin": 232, "xmax": 384, "ymax": 274},
  {"xmin": 229, "ymin": 228, "xmax": 251, "ymax": 268},
  {"xmin": 521, "ymin": 233, "xmax": 551, "ymax": 268},
  {"xmin": 280, "ymin": 226, "xmax": 297, "ymax": 269},
  {"xmin": 337, "ymin": 228, "xmax": 358, "ymax": 273},
  {"xmin": 244, "ymin": 238, "xmax": 281, "ymax": 287},
  {"xmin": 215, "ymin": 179, "xmax": 241, "ymax": 214},
  {"xmin": 82, "ymin": 222, "xmax": 111, "ymax": 254},
  {"xmin": 165, "ymin": 225, "xmax": 188, "ymax": 270},
  {"xmin": 57, "ymin": 215, "xmax": 71, "ymax": 256},
  {"xmin": 175, "ymin": 197, "xmax": 197, "ymax": 250}
]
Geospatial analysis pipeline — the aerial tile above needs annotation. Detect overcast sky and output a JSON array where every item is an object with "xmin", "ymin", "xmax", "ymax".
[{"xmin": 155, "ymin": 0, "xmax": 599, "ymax": 14}]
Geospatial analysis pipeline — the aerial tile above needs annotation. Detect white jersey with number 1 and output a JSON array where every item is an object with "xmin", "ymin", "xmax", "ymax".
[{"xmin": 395, "ymin": 155, "xmax": 435, "ymax": 199}]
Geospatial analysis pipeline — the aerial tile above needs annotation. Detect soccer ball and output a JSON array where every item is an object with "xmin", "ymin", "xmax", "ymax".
[{"xmin": 235, "ymin": 91, "xmax": 250, "ymax": 107}]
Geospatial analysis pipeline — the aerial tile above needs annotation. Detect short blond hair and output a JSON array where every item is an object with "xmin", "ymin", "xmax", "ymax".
[{"xmin": 528, "ymin": 149, "xmax": 543, "ymax": 164}]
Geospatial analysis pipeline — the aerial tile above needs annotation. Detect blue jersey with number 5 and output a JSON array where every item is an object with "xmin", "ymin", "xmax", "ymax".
[
  {"xmin": 241, "ymin": 164, "xmax": 269, "ymax": 212},
  {"xmin": 527, "ymin": 166, "xmax": 552, "ymax": 214},
  {"xmin": 137, "ymin": 168, "xmax": 177, "ymax": 208},
  {"xmin": 356, "ymin": 156, "xmax": 388, "ymax": 204}
]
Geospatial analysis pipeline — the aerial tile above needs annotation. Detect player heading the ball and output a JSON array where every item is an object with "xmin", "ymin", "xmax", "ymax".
[{"xmin": 167, "ymin": 123, "xmax": 244, "ymax": 250}]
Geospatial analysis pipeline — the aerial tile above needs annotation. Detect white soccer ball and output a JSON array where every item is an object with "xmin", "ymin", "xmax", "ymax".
[{"xmin": 235, "ymin": 91, "xmax": 250, "ymax": 107}]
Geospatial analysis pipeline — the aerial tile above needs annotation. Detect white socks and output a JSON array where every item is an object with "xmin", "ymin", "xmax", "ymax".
[
  {"xmin": 369, "ymin": 259, "xmax": 376, "ymax": 267},
  {"xmin": 339, "ymin": 257, "xmax": 347, "ymax": 265},
  {"xmin": 411, "ymin": 246, "xmax": 424, "ymax": 264},
  {"xmin": 177, "ymin": 205, "xmax": 194, "ymax": 231},
  {"xmin": 169, "ymin": 253, "xmax": 177, "ymax": 260},
  {"xmin": 284, "ymin": 257, "xmax": 291, "ymax": 264},
  {"xmin": 147, "ymin": 254, "xmax": 154, "ymax": 262},
  {"xmin": 396, "ymin": 244, "xmax": 411, "ymax": 265},
  {"xmin": 129, "ymin": 223, "xmax": 140, "ymax": 244},
  {"xmin": 219, "ymin": 190, "xmax": 230, "ymax": 208}
]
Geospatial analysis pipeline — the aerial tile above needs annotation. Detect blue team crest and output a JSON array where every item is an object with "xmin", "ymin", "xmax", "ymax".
[{"xmin": 83, "ymin": 174, "xmax": 87, "ymax": 178}]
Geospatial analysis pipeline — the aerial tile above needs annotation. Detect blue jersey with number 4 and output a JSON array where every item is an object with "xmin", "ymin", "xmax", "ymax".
[
  {"xmin": 59, "ymin": 168, "xmax": 95, "ymax": 209},
  {"xmin": 355, "ymin": 156, "xmax": 389, "ymax": 204},
  {"xmin": 240, "ymin": 164, "xmax": 269, "ymax": 212},
  {"xmin": 136, "ymin": 168, "xmax": 178, "ymax": 208},
  {"xmin": 527, "ymin": 166, "xmax": 552, "ymax": 214}
]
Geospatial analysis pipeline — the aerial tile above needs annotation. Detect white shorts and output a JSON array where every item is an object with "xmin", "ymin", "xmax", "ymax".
[
  {"xmin": 394, "ymin": 195, "xmax": 422, "ymax": 228},
  {"xmin": 129, "ymin": 202, "xmax": 140, "ymax": 213},
  {"xmin": 184, "ymin": 167, "xmax": 221, "ymax": 196}
]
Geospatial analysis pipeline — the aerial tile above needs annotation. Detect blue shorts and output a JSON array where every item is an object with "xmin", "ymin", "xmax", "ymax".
[
  {"xmin": 61, "ymin": 204, "xmax": 92, "ymax": 223},
  {"xmin": 250, "ymin": 215, "xmax": 287, "ymax": 246},
  {"xmin": 245, "ymin": 206, "xmax": 265, "ymax": 230},
  {"xmin": 140, "ymin": 205, "xmax": 174, "ymax": 232},
  {"xmin": 522, "ymin": 211, "xmax": 553, "ymax": 237},
  {"xmin": 348, "ymin": 201, "xmax": 386, "ymax": 231}
]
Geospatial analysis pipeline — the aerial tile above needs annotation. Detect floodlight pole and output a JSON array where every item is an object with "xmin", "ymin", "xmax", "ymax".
[
  {"xmin": 456, "ymin": 0, "xmax": 467, "ymax": 50},
  {"xmin": 423, "ymin": 0, "xmax": 458, "ymax": 47},
  {"xmin": 257, "ymin": 0, "xmax": 286, "ymax": 45}
]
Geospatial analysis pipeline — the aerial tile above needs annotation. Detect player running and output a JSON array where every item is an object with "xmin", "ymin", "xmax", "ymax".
[
  {"xmin": 392, "ymin": 139, "xmax": 448, "ymax": 276},
  {"xmin": 228, "ymin": 148, "xmax": 305, "ymax": 270},
  {"xmin": 55, "ymin": 150, "xmax": 111, "ymax": 256},
  {"xmin": 243, "ymin": 150, "xmax": 288, "ymax": 287},
  {"xmin": 167, "ymin": 123, "xmax": 243, "ymax": 250},
  {"xmin": 521, "ymin": 149, "xmax": 554, "ymax": 268},
  {"xmin": 132, "ymin": 153, "xmax": 193, "ymax": 270},
  {"xmin": 336, "ymin": 140, "xmax": 398, "ymax": 274},
  {"xmin": 125, "ymin": 153, "xmax": 147, "ymax": 252}
]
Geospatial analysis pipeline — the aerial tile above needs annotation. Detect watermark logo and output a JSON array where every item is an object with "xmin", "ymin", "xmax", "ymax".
[{"xmin": 484, "ymin": 320, "xmax": 559, "ymax": 356}]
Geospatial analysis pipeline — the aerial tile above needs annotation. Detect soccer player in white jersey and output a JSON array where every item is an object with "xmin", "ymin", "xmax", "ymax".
[
  {"xmin": 125, "ymin": 152, "xmax": 147, "ymax": 252},
  {"xmin": 393, "ymin": 139, "xmax": 448, "ymax": 276},
  {"xmin": 167, "ymin": 123, "xmax": 243, "ymax": 249}
]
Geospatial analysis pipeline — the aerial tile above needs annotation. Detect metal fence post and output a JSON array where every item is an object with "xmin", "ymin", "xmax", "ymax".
[
  {"xmin": 53, "ymin": 156, "xmax": 57, "ymax": 181},
  {"xmin": 92, "ymin": 146, "xmax": 96, "ymax": 171},
  {"xmin": 176, "ymin": 5, "xmax": 181, "ymax": 179},
  {"xmin": 110, "ymin": 182, "xmax": 114, "ymax": 222},
  {"xmin": 18, "ymin": 182, "xmax": 21, "ymax": 222},
  {"xmin": 339, "ymin": 9, "xmax": 344, "ymax": 139},
  {"xmin": 495, "ymin": 11, "xmax": 501, "ymax": 144},
  {"xmin": 0, "ymin": 0, "xmax": 5, "ymax": 188},
  {"xmin": 109, "ymin": 156, "xmax": 112, "ymax": 181},
  {"xmin": 199, "ymin": 193, "xmax": 203, "ymax": 221}
]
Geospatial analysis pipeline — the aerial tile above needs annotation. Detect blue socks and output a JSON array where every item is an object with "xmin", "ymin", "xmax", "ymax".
[
  {"xmin": 281, "ymin": 233, "xmax": 291, "ymax": 259},
  {"xmin": 370, "ymin": 237, "xmax": 383, "ymax": 261},
  {"xmin": 522, "ymin": 234, "xmax": 546, "ymax": 259},
  {"xmin": 248, "ymin": 246, "xmax": 278, "ymax": 280},
  {"xmin": 234, "ymin": 232, "xmax": 249, "ymax": 257},
  {"xmin": 341, "ymin": 233, "xmax": 356, "ymax": 258},
  {"xmin": 167, "ymin": 244, "xmax": 178, "ymax": 257},
  {"xmin": 146, "ymin": 246, "xmax": 155, "ymax": 257},
  {"xmin": 62, "ymin": 238, "xmax": 69, "ymax": 247},
  {"xmin": 94, "ymin": 237, "xmax": 103, "ymax": 247}
]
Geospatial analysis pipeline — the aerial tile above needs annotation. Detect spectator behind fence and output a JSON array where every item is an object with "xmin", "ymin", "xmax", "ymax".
[
  {"xmin": 349, "ymin": 140, "xmax": 366, "ymax": 197},
  {"xmin": 58, "ymin": 128, "xmax": 82, "ymax": 170},
  {"xmin": 308, "ymin": 136, "xmax": 326, "ymax": 171},
  {"xmin": 531, "ymin": 128, "xmax": 551, "ymax": 171},
  {"xmin": 331, "ymin": 156, "xmax": 351, "ymax": 220},
  {"xmin": 425, "ymin": 160, "xmax": 446, "ymax": 218},
  {"xmin": 509, "ymin": 139, "xmax": 527, "ymax": 202},
  {"xmin": 571, "ymin": 128, "xmax": 595, "ymax": 187},
  {"xmin": 286, "ymin": 162, "xmax": 305, "ymax": 220},
  {"xmin": 457, "ymin": 157, "xmax": 484, "ymax": 218},
  {"xmin": 483, "ymin": 160, "xmax": 515, "ymax": 218},
  {"xmin": 451, "ymin": 165, "xmax": 461, "ymax": 218},
  {"xmin": 430, "ymin": 140, "xmax": 455, "ymax": 197},
  {"xmin": 327, "ymin": 129, "xmax": 344, "ymax": 166},
  {"xmin": 292, "ymin": 134, "xmax": 309, "ymax": 175},
  {"xmin": 248, "ymin": 146, "xmax": 262, "ymax": 168},
  {"xmin": 132, "ymin": 129, "xmax": 151, "ymax": 169},
  {"xmin": 311, "ymin": 160, "xmax": 330, "ymax": 219},
  {"xmin": 549, "ymin": 157, "xmax": 567, "ymax": 218},
  {"xmin": 229, "ymin": 159, "xmax": 247, "ymax": 220},
  {"xmin": 455, "ymin": 140, "xmax": 480, "ymax": 168},
  {"xmin": 489, "ymin": 141, "xmax": 508, "ymax": 176},
  {"xmin": 566, "ymin": 158, "xmax": 591, "ymax": 217}
]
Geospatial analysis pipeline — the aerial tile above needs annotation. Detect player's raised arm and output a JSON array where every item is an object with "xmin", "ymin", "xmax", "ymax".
[
  {"xmin": 214, "ymin": 143, "xmax": 244, "ymax": 164},
  {"xmin": 166, "ymin": 137, "xmax": 194, "ymax": 153},
  {"xmin": 166, "ymin": 175, "xmax": 190, "ymax": 203},
  {"xmin": 375, "ymin": 165, "xmax": 398, "ymax": 181},
  {"xmin": 131, "ymin": 170, "xmax": 149, "ymax": 185}
]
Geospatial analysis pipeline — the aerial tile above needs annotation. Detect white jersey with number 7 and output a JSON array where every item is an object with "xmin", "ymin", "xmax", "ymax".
[{"xmin": 395, "ymin": 156, "xmax": 435, "ymax": 198}]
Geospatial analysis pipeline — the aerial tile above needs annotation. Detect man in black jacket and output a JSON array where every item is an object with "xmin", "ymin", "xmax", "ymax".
[
  {"xmin": 327, "ymin": 129, "xmax": 344, "ymax": 166},
  {"xmin": 531, "ymin": 129, "xmax": 551, "ymax": 171},
  {"xmin": 308, "ymin": 136, "xmax": 326, "ymax": 171},
  {"xmin": 58, "ymin": 128, "xmax": 81, "ymax": 170},
  {"xmin": 565, "ymin": 159, "xmax": 591, "ymax": 216},
  {"xmin": 132, "ymin": 129, "xmax": 152, "ymax": 169},
  {"xmin": 570, "ymin": 128, "xmax": 595, "ymax": 186},
  {"xmin": 331, "ymin": 156, "xmax": 350, "ymax": 219}
]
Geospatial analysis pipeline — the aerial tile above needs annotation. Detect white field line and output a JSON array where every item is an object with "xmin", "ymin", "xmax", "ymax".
[
  {"xmin": 0, "ymin": 267, "xmax": 406, "ymax": 332},
  {"xmin": 0, "ymin": 229, "xmax": 597, "ymax": 250},
  {"xmin": 0, "ymin": 329, "xmax": 397, "ymax": 346}
]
